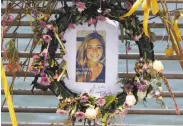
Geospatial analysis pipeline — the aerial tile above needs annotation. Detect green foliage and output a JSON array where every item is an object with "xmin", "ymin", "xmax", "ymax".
[{"xmin": 104, "ymin": 95, "xmax": 116, "ymax": 110}]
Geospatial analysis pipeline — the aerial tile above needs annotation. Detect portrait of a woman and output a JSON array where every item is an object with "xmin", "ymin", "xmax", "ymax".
[{"xmin": 76, "ymin": 32, "xmax": 106, "ymax": 83}]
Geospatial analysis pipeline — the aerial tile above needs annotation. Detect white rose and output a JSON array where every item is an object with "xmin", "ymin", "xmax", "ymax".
[
  {"xmin": 153, "ymin": 60, "xmax": 164, "ymax": 72},
  {"xmin": 125, "ymin": 94, "xmax": 136, "ymax": 106},
  {"xmin": 137, "ymin": 91, "xmax": 147, "ymax": 101},
  {"xmin": 85, "ymin": 108, "xmax": 97, "ymax": 120}
]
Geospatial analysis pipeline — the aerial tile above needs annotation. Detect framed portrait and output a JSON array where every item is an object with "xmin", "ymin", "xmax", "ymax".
[{"xmin": 63, "ymin": 18, "xmax": 120, "ymax": 97}]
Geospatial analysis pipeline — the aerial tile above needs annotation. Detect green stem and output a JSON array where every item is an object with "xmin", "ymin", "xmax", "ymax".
[{"xmin": 101, "ymin": 113, "xmax": 109, "ymax": 126}]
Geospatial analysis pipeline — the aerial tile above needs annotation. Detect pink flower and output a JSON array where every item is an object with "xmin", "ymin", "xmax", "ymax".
[
  {"xmin": 96, "ymin": 98, "xmax": 106, "ymax": 106},
  {"xmin": 125, "ymin": 2, "xmax": 132, "ymax": 10},
  {"xmin": 76, "ymin": 2, "xmax": 86, "ymax": 12},
  {"xmin": 75, "ymin": 111, "xmax": 85, "ymax": 120},
  {"xmin": 88, "ymin": 18, "xmax": 96, "ymax": 25},
  {"xmin": 80, "ymin": 95, "xmax": 88, "ymax": 103},
  {"xmin": 53, "ymin": 74, "xmax": 59, "ymax": 79},
  {"xmin": 96, "ymin": 16, "xmax": 106, "ymax": 22},
  {"xmin": 40, "ymin": 70, "xmax": 46, "ymax": 77},
  {"xmin": 6, "ymin": 64, "xmax": 12, "ymax": 72},
  {"xmin": 29, "ymin": 68, "xmax": 39, "ymax": 74},
  {"xmin": 56, "ymin": 109, "xmax": 67, "ymax": 115},
  {"xmin": 68, "ymin": 23, "xmax": 75, "ymax": 29},
  {"xmin": 43, "ymin": 35, "xmax": 52, "ymax": 43},
  {"xmin": 40, "ymin": 76, "xmax": 50, "ymax": 86},
  {"xmin": 15, "ymin": 63, "xmax": 22, "ymax": 72},
  {"xmin": 46, "ymin": 24, "xmax": 54, "ymax": 30},
  {"xmin": 32, "ymin": 55, "xmax": 40, "ymax": 59}
]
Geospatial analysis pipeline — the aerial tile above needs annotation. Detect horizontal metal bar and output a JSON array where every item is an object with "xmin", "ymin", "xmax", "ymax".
[
  {"xmin": 0, "ymin": 9, "xmax": 159, "ymax": 15},
  {"xmin": 5, "ymin": 72, "xmax": 183, "ymax": 79},
  {"xmin": 3, "ymin": 21, "xmax": 183, "ymax": 28},
  {"xmin": 4, "ymin": 33, "xmax": 34, "ymax": 38},
  {"xmin": 4, "ymin": 34, "xmax": 179, "ymax": 41},
  {"xmin": 1, "ymin": 89, "xmax": 182, "ymax": 97},
  {"xmin": 117, "ymin": 73, "xmax": 183, "ymax": 79},
  {"xmin": 2, "ymin": 122, "xmax": 182, "ymax": 126},
  {"xmin": 1, "ymin": 106, "xmax": 182, "ymax": 115},
  {"xmin": 1, "ymin": 51, "xmax": 178, "ymax": 60},
  {"xmin": 118, "ymin": 53, "xmax": 178, "ymax": 60}
]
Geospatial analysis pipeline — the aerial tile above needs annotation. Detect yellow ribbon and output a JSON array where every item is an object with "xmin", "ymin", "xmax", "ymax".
[
  {"xmin": 142, "ymin": 0, "xmax": 159, "ymax": 37},
  {"xmin": 57, "ymin": 65, "xmax": 66, "ymax": 82},
  {"xmin": 120, "ymin": 0, "xmax": 143, "ymax": 20},
  {"xmin": 1, "ymin": 61, "xmax": 18, "ymax": 126},
  {"xmin": 180, "ymin": 13, "xmax": 183, "ymax": 21},
  {"xmin": 120, "ymin": 0, "xmax": 160, "ymax": 37},
  {"xmin": 142, "ymin": 0, "xmax": 150, "ymax": 37},
  {"xmin": 173, "ymin": 15, "xmax": 183, "ymax": 42},
  {"xmin": 53, "ymin": 30, "xmax": 66, "ymax": 54},
  {"xmin": 178, "ymin": 10, "xmax": 183, "ymax": 21}
]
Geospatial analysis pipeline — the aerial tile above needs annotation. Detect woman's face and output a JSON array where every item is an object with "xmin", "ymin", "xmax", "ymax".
[{"xmin": 86, "ymin": 39, "xmax": 103, "ymax": 63}]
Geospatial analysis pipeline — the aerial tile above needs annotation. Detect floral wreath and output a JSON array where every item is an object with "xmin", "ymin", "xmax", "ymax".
[{"xmin": 28, "ymin": 0, "xmax": 180, "ymax": 125}]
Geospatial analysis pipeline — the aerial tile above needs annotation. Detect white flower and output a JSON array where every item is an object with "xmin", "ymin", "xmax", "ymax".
[
  {"xmin": 85, "ymin": 108, "xmax": 97, "ymax": 120},
  {"xmin": 125, "ymin": 94, "xmax": 136, "ymax": 106},
  {"xmin": 155, "ymin": 91, "xmax": 160, "ymax": 96},
  {"xmin": 137, "ymin": 91, "xmax": 147, "ymax": 101},
  {"xmin": 57, "ymin": 95, "xmax": 63, "ymax": 100},
  {"xmin": 153, "ymin": 60, "xmax": 164, "ymax": 72}
]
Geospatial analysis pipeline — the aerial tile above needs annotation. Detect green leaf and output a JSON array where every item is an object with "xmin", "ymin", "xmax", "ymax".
[
  {"xmin": 51, "ymin": 59, "xmax": 54, "ymax": 67},
  {"xmin": 70, "ymin": 103, "xmax": 77, "ymax": 116},
  {"xmin": 103, "ymin": 95, "xmax": 116, "ymax": 109}
]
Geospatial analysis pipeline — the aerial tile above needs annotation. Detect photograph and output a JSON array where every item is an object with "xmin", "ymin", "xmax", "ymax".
[{"xmin": 76, "ymin": 31, "xmax": 106, "ymax": 83}]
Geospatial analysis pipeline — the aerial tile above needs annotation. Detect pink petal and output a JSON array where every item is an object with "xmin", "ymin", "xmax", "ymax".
[
  {"xmin": 32, "ymin": 55, "xmax": 40, "ymax": 59},
  {"xmin": 46, "ymin": 24, "xmax": 54, "ymax": 30},
  {"xmin": 40, "ymin": 76, "xmax": 50, "ymax": 85},
  {"xmin": 97, "ymin": 16, "xmax": 106, "ymax": 21},
  {"xmin": 43, "ymin": 35, "xmax": 52, "ymax": 43},
  {"xmin": 76, "ymin": 2, "xmax": 86, "ymax": 12},
  {"xmin": 88, "ymin": 18, "xmax": 96, "ymax": 25},
  {"xmin": 68, "ymin": 23, "xmax": 75, "ymax": 29},
  {"xmin": 56, "ymin": 109, "xmax": 67, "ymax": 115}
]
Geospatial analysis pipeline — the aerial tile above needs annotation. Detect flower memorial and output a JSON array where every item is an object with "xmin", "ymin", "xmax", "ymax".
[{"xmin": 1, "ymin": 0, "xmax": 182, "ymax": 126}]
